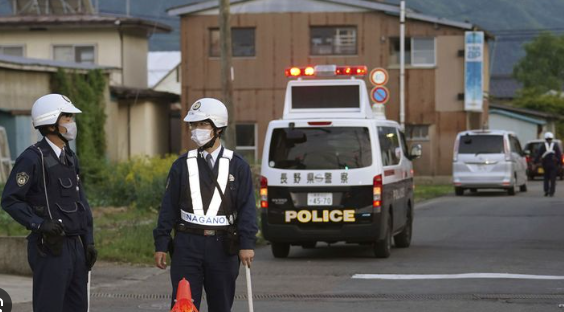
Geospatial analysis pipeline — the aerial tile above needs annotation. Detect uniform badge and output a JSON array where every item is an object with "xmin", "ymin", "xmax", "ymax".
[
  {"xmin": 16, "ymin": 172, "xmax": 29, "ymax": 187},
  {"xmin": 229, "ymin": 174, "xmax": 235, "ymax": 182},
  {"xmin": 192, "ymin": 101, "xmax": 201, "ymax": 110}
]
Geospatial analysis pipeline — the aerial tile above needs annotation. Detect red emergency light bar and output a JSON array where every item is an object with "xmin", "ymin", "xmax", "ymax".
[{"xmin": 285, "ymin": 65, "xmax": 367, "ymax": 78}]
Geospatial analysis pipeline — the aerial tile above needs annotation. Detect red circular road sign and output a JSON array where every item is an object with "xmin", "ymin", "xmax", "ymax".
[
  {"xmin": 370, "ymin": 86, "xmax": 390, "ymax": 104},
  {"xmin": 369, "ymin": 68, "xmax": 389, "ymax": 86}
]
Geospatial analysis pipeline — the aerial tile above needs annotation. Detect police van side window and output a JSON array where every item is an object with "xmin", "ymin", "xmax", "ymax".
[
  {"xmin": 399, "ymin": 131, "xmax": 409, "ymax": 158},
  {"xmin": 378, "ymin": 126, "xmax": 401, "ymax": 166}
]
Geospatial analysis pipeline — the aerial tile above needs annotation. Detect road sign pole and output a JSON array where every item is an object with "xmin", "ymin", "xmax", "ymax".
[{"xmin": 400, "ymin": 0, "xmax": 406, "ymax": 130}]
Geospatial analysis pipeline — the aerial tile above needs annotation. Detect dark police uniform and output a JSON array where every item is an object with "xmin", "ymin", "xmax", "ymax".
[
  {"xmin": 536, "ymin": 142, "xmax": 562, "ymax": 196},
  {"xmin": 1, "ymin": 138, "xmax": 93, "ymax": 312},
  {"xmin": 154, "ymin": 146, "xmax": 258, "ymax": 312}
]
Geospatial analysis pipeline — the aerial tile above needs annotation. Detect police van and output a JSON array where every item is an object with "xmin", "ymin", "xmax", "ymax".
[{"xmin": 260, "ymin": 65, "xmax": 422, "ymax": 258}]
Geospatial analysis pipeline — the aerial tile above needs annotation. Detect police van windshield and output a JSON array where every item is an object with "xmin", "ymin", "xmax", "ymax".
[
  {"xmin": 458, "ymin": 135, "xmax": 504, "ymax": 154},
  {"xmin": 269, "ymin": 127, "xmax": 372, "ymax": 170}
]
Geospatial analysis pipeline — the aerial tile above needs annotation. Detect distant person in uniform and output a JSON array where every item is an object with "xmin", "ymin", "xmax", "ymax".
[
  {"xmin": 535, "ymin": 132, "xmax": 562, "ymax": 197},
  {"xmin": 153, "ymin": 98, "xmax": 258, "ymax": 312},
  {"xmin": 1, "ymin": 94, "xmax": 97, "ymax": 312}
]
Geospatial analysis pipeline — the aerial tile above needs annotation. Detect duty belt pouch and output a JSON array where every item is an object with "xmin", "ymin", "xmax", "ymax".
[
  {"xmin": 201, "ymin": 153, "xmax": 240, "ymax": 255},
  {"xmin": 41, "ymin": 233, "xmax": 64, "ymax": 256}
]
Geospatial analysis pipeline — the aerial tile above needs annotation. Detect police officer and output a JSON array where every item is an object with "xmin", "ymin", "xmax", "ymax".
[
  {"xmin": 153, "ymin": 98, "xmax": 258, "ymax": 312},
  {"xmin": 535, "ymin": 132, "xmax": 562, "ymax": 197},
  {"xmin": 1, "ymin": 94, "xmax": 97, "ymax": 312}
]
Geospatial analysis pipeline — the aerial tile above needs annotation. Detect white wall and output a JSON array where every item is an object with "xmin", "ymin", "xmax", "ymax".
[{"xmin": 489, "ymin": 113, "xmax": 539, "ymax": 144}]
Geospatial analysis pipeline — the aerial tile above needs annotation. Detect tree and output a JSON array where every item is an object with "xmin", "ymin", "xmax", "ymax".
[{"xmin": 513, "ymin": 32, "xmax": 564, "ymax": 93}]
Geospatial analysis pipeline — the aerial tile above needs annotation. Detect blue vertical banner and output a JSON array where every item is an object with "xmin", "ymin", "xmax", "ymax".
[{"xmin": 464, "ymin": 31, "xmax": 484, "ymax": 112}]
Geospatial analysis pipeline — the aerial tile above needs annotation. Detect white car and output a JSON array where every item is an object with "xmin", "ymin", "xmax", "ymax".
[{"xmin": 452, "ymin": 130, "xmax": 528, "ymax": 196}]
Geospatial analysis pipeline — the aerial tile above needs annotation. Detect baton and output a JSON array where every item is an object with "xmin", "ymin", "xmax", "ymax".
[
  {"xmin": 245, "ymin": 265, "xmax": 254, "ymax": 312},
  {"xmin": 87, "ymin": 271, "xmax": 91, "ymax": 312}
]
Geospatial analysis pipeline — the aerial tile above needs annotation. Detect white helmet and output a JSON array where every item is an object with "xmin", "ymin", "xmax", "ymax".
[
  {"xmin": 31, "ymin": 94, "xmax": 82, "ymax": 128},
  {"xmin": 184, "ymin": 98, "xmax": 228, "ymax": 128},
  {"xmin": 545, "ymin": 132, "xmax": 554, "ymax": 139}
]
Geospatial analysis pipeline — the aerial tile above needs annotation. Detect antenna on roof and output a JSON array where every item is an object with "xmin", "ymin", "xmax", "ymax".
[{"xmin": 13, "ymin": 0, "xmax": 95, "ymax": 15}]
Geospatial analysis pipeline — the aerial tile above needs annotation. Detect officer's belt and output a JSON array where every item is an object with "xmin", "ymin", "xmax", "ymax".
[{"xmin": 175, "ymin": 223, "xmax": 226, "ymax": 236}]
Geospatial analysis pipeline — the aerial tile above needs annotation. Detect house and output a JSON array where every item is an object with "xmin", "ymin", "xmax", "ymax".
[
  {"xmin": 489, "ymin": 103, "xmax": 559, "ymax": 144},
  {"xmin": 148, "ymin": 51, "xmax": 181, "ymax": 95},
  {"xmin": 168, "ymin": 0, "xmax": 491, "ymax": 178},
  {"xmin": 0, "ymin": 5, "xmax": 181, "ymax": 161},
  {"xmin": 0, "ymin": 53, "xmax": 113, "ymax": 160}
]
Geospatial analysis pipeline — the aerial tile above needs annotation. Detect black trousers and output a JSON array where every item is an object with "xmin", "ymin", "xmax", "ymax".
[
  {"xmin": 543, "ymin": 166, "xmax": 557, "ymax": 195},
  {"xmin": 27, "ymin": 233, "xmax": 88, "ymax": 312},
  {"xmin": 170, "ymin": 232, "xmax": 239, "ymax": 312}
]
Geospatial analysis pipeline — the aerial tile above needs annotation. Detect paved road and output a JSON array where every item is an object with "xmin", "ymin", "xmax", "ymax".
[{"xmin": 10, "ymin": 180, "xmax": 564, "ymax": 312}]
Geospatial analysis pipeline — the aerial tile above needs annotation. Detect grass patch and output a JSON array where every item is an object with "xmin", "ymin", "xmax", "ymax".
[
  {"xmin": 93, "ymin": 207, "xmax": 156, "ymax": 265},
  {"xmin": 414, "ymin": 184, "xmax": 452, "ymax": 203}
]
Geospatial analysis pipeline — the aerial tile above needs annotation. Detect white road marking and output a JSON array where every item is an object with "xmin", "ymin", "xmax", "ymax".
[{"xmin": 352, "ymin": 273, "xmax": 564, "ymax": 280}]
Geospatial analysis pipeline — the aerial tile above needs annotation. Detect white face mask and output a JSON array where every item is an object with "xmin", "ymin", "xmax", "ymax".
[
  {"xmin": 61, "ymin": 121, "xmax": 77, "ymax": 141},
  {"xmin": 191, "ymin": 129, "xmax": 213, "ymax": 147}
]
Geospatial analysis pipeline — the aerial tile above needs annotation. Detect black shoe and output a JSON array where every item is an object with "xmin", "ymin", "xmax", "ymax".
[{"xmin": 544, "ymin": 193, "xmax": 549, "ymax": 197}]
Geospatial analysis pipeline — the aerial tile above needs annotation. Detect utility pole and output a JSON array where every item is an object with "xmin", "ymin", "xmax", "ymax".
[
  {"xmin": 219, "ymin": 0, "xmax": 236, "ymax": 149},
  {"xmin": 399, "ymin": 0, "xmax": 406, "ymax": 130}
]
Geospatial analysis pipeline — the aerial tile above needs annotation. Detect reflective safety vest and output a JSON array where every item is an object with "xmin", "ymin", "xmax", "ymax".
[
  {"xmin": 180, "ymin": 148, "xmax": 234, "ymax": 228},
  {"xmin": 542, "ymin": 142, "xmax": 555, "ymax": 159}
]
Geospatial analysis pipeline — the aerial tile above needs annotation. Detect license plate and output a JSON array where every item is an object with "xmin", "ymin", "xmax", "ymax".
[
  {"xmin": 307, "ymin": 193, "xmax": 333, "ymax": 206},
  {"xmin": 538, "ymin": 168, "xmax": 544, "ymax": 174}
]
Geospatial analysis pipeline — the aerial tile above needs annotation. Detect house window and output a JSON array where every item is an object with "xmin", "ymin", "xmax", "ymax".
[
  {"xmin": 235, "ymin": 124, "xmax": 257, "ymax": 163},
  {"xmin": 310, "ymin": 26, "xmax": 357, "ymax": 55},
  {"xmin": 53, "ymin": 45, "xmax": 95, "ymax": 64},
  {"xmin": 390, "ymin": 37, "xmax": 435, "ymax": 66},
  {"xmin": 405, "ymin": 125, "xmax": 429, "ymax": 141},
  {"xmin": 0, "ymin": 45, "xmax": 24, "ymax": 57},
  {"xmin": 209, "ymin": 28, "xmax": 256, "ymax": 57}
]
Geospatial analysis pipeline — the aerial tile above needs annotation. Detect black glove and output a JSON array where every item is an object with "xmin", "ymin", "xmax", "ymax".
[
  {"xmin": 85, "ymin": 244, "xmax": 98, "ymax": 270},
  {"xmin": 38, "ymin": 219, "xmax": 64, "ymax": 236}
]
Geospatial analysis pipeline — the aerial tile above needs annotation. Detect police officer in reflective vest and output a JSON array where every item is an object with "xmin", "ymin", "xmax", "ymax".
[
  {"xmin": 154, "ymin": 98, "xmax": 258, "ymax": 312},
  {"xmin": 535, "ymin": 132, "xmax": 562, "ymax": 197},
  {"xmin": 1, "ymin": 94, "xmax": 97, "ymax": 312}
]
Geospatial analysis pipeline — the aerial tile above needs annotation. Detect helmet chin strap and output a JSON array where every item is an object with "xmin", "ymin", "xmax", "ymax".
[{"xmin": 45, "ymin": 123, "xmax": 69, "ymax": 145}]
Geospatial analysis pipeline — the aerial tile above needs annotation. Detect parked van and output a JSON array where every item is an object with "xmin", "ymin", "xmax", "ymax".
[
  {"xmin": 260, "ymin": 65, "xmax": 421, "ymax": 259},
  {"xmin": 452, "ymin": 130, "xmax": 528, "ymax": 195}
]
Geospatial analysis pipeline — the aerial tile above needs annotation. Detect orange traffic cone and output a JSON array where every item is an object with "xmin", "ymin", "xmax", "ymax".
[{"xmin": 170, "ymin": 278, "xmax": 199, "ymax": 312}]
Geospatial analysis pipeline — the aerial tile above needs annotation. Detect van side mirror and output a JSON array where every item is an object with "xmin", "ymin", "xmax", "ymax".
[{"xmin": 410, "ymin": 144, "xmax": 422, "ymax": 160}]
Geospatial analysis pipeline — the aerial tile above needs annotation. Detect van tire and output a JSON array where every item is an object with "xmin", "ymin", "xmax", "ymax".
[
  {"xmin": 519, "ymin": 184, "xmax": 527, "ymax": 192},
  {"xmin": 455, "ymin": 187, "xmax": 464, "ymax": 196},
  {"xmin": 507, "ymin": 185, "xmax": 516, "ymax": 196},
  {"xmin": 302, "ymin": 242, "xmax": 316, "ymax": 249},
  {"xmin": 394, "ymin": 211, "xmax": 412, "ymax": 248},
  {"xmin": 271, "ymin": 243, "xmax": 290, "ymax": 258},
  {"xmin": 374, "ymin": 214, "xmax": 392, "ymax": 258}
]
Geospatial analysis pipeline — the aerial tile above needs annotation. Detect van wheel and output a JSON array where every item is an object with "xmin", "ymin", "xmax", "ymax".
[
  {"xmin": 271, "ymin": 243, "xmax": 290, "ymax": 258},
  {"xmin": 394, "ymin": 212, "xmax": 412, "ymax": 248},
  {"xmin": 302, "ymin": 242, "xmax": 316, "ymax": 249},
  {"xmin": 373, "ymin": 214, "xmax": 392, "ymax": 258},
  {"xmin": 507, "ymin": 185, "xmax": 516, "ymax": 196},
  {"xmin": 519, "ymin": 184, "xmax": 527, "ymax": 192},
  {"xmin": 455, "ymin": 187, "xmax": 464, "ymax": 196}
]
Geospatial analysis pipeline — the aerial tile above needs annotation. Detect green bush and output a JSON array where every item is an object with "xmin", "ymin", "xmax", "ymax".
[{"xmin": 88, "ymin": 155, "xmax": 177, "ymax": 211}]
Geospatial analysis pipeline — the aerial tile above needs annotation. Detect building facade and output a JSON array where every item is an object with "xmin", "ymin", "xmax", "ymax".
[{"xmin": 169, "ymin": 0, "xmax": 490, "ymax": 177}]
